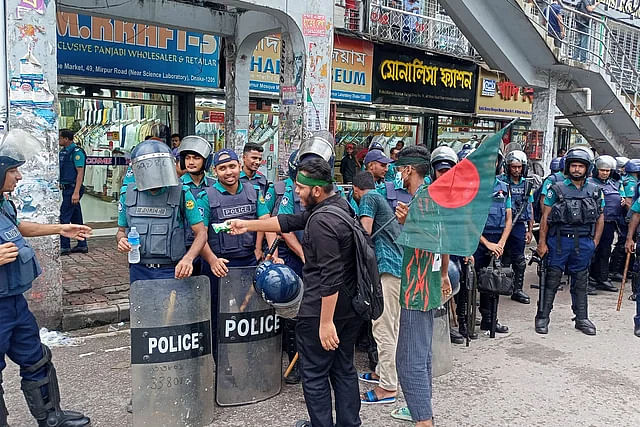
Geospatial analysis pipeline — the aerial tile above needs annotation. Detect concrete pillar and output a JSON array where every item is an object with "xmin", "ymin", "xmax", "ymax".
[
  {"xmin": 531, "ymin": 73, "xmax": 559, "ymax": 176},
  {"xmin": 4, "ymin": 1, "xmax": 62, "ymax": 328}
]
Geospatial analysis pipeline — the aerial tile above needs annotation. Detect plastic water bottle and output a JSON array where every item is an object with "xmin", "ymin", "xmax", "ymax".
[{"xmin": 127, "ymin": 227, "xmax": 141, "ymax": 264}]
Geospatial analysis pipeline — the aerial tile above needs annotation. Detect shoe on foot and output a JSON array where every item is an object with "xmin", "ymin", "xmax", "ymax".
[
  {"xmin": 60, "ymin": 248, "xmax": 71, "ymax": 255},
  {"xmin": 535, "ymin": 317, "xmax": 549, "ymax": 334},
  {"xmin": 609, "ymin": 272, "xmax": 624, "ymax": 282},
  {"xmin": 635, "ymin": 324, "xmax": 640, "ymax": 337},
  {"xmin": 284, "ymin": 365, "xmax": 300, "ymax": 385},
  {"xmin": 294, "ymin": 421, "xmax": 311, "ymax": 427},
  {"xmin": 575, "ymin": 319, "xmax": 596, "ymax": 335},
  {"xmin": 593, "ymin": 280, "xmax": 618, "ymax": 292},
  {"xmin": 586, "ymin": 284, "xmax": 598, "ymax": 296},
  {"xmin": 511, "ymin": 289, "xmax": 531, "ymax": 304},
  {"xmin": 70, "ymin": 246, "xmax": 88, "ymax": 254},
  {"xmin": 480, "ymin": 321, "xmax": 509, "ymax": 333},
  {"xmin": 450, "ymin": 329, "xmax": 464, "ymax": 344}
]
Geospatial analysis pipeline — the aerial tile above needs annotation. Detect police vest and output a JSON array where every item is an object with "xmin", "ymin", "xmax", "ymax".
[
  {"xmin": 383, "ymin": 181, "xmax": 412, "ymax": 212},
  {"xmin": 240, "ymin": 172, "xmax": 268, "ymax": 198},
  {"xmin": 506, "ymin": 177, "xmax": 531, "ymax": 222},
  {"xmin": 548, "ymin": 181, "xmax": 600, "ymax": 237},
  {"xmin": 183, "ymin": 177, "xmax": 213, "ymax": 247},
  {"xmin": 205, "ymin": 184, "xmax": 258, "ymax": 259},
  {"xmin": 59, "ymin": 145, "xmax": 85, "ymax": 185},
  {"xmin": 0, "ymin": 201, "xmax": 42, "ymax": 297},
  {"xmin": 483, "ymin": 180, "xmax": 509, "ymax": 235},
  {"xmin": 592, "ymin": 178, "xmax": 623, "ymax": 222},
  {"xmin": 125, "ymin": 185, "xmax": 187, "ymax": 264}
]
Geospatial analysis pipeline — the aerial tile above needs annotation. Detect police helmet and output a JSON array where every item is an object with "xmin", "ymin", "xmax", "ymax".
[
  {"xmin": 616, "ymin": 156, "xmax": 630, "ymax": 170},
  {"xmin": 178, "ymin": 135, "xmax": 212, "ymax": 172},
  {"xmin": 0, "ymin": 130, "xmax": 42, "ymax": 189},
  {"xmin": 430, "ymin": 146, "xmax": 457, "ymax": 178},
  {"xmin": 549, "ymin": 157, "xmax": 563, "ymax": 173},
  {"xmin": 563, "ymin": 146, "xmax": 594, "ymax": 176},
  {"xmin": 288, "ymin": 149, "xmax": 299, "ymax": 181},
  {"xmin": 254, "ymin": 261, "xmax": 303, "ymax": 319},
  {"xmin": 131, "ymin": 139, "xmax": 180, "ymax": 191},
  {"xmin": 504, "ymin": 150, "xmax": 528, "ymax": 177},
  {"xmin": 296, "ymin": 131, "xmax": 335, "ymax": 171},
  {"xmin": 624, "ymin": 159, "xmax": 640, "ymax": 174},
  {"xmin": 457, "ymin": 147, "xmax": 475, "ymax": 161},
  {"xmin": 595, "ymin": 155, "xmax": 616, "ymax": 171},
  {"xmin": 368, "ymin": 136, "xmax": 385, "ymax": 152}
]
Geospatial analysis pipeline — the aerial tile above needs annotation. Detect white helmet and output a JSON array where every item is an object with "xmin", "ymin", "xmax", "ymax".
[{"xmin": 595, "ymin": 155, "xmax": 616, "ymax": 170}]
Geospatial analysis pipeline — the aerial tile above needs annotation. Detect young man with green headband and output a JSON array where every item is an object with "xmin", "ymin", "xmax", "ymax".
[{"xmin": 228, "ymin": 158, "xmax": 362, "ymax": 427}]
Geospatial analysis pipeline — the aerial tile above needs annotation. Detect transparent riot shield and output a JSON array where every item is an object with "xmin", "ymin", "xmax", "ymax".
[
  {"xmin": 130, "ymin": 276, "xmax": 214, "ymax": 427},
  {"xmin": 216, "ymin": 266, "xmax": 282, "ymax": 406},
  {"xmin": 432, "ymin": 305, "xmax": 453, "ymax": 378}
]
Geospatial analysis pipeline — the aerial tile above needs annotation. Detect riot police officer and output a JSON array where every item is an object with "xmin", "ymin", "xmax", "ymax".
[
  {"xmin": 624, "ymin": 200, "xmax": 640, "ymax": 337},
  {"xmin": 500, "ymin": 150, "xmax": 533, "ymax": 304},
  {"xmin": 115, "ymin": 139, "xmax": 207, "ymax": 282},
  {"xmin": 0, "ymin": 130, "xmax": 91, "ymax": 427},
  {"xmin": 474, "ymin": 155, "xmax": 512, "ymax": 334},
  {"xmin": 58, "ymin": 129, "xmax": 88, "ymax": 255},
  {"xmin": 588, "ymin": 155, "xmax": 621, "ymax": 292},
  {"xmin": 178, "ymin": 136, "xmax": 215, "ymax": 275},
  {"xmin": 536, "ymin": 148, "xmax": 604, "ymax": 335},
  {"xmin": 611, "ymin": 159, "xmax": 640, "ymax": 280}
]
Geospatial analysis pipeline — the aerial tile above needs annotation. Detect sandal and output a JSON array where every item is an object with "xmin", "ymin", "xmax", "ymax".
[
  {"xmin": 390, "ymin": 407, "xmax": 413, "ymax": 422},
  {"xmin": 361, "ymin": 390, "xmax": 396, "ymax": 405},
  {"xmin": 358, "ymin": 372, "xmax": 380, "ymax": 384}
]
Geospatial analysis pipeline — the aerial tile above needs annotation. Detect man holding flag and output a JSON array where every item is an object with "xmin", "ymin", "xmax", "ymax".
[{"xmin": 391, "ymin": 128, "xmax": 507, "ymax": 425}]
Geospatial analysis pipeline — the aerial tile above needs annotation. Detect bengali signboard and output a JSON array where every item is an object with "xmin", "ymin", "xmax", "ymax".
[
  {"xmin": 56, "ymin": 12, "xmax": 220, "ymax": 88},
  {"xmin": 475, "ymin": 69, "xmax": 533, "ymax": 119},
  {"xmin": 372, "ymin": 44, "xmax": 477, "ymax": 113},
  {"xmin": 250, "ymin": 35, "xmax": 281, "ymax": 93}
]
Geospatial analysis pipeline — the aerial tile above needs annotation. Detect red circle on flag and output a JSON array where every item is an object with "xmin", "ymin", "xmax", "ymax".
[{"xmin": 428, "ymin": 159, "xmax": 480, "ymax": 208}]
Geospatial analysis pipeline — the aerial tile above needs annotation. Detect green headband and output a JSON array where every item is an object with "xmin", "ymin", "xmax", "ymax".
[
  {"xmin": 296, "ymin": 171, "xmax": 331, "ymax": 187},
  {"xmin": 394, "ymin": 156, "xmax": 429, "ymax": 167}
]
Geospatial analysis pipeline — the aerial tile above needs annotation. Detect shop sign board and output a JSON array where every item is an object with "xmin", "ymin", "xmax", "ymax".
[
  {"xmin": 249, "ymin": 34, "xmax": 373, "ymax": 103},
  {"xmin": 475, "ymin": 69, "xmax": 533, "ymax": 119},
  {"xmin": 56, "ymin": 12, "xmax": 221, "ymax": 88},
  {"xmin": 371, "ymin": 45, "xmax": 477, "ymax": 113}
]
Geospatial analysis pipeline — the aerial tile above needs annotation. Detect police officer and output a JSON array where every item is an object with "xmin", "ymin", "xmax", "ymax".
[
  {"xmin": 115, "ymin": 139, "xmax": 207, "ymax": 283},
  {"xmin": 0, "ymin": 130, "xmax": 91, "ymax": 427},
  {"xmin": 500, "ymin": 150, "xmax": 533, "ymax": 304},
  {"xmin": 610, "ymin": 159, "xmax": 640, "ymax": 280},
  {"xmin": 588, "ymin": 155, "xmax": 621, "ymax": 293},
  {"xmin": 536, "ymin": 148, "xmax": 604, "ymax": 335},
  {"xmin": 474, "ymin": 154, "xmax": 512, "ymax": 334},
  {"xmin": 624, "ymin": 198, "xmax": 640, "ymax": 337},
  {"xmin": 58, "ymin": 129, "xmax": 88, "ymax": 255},
  {"xmin": 178, "ymin": 136, "xmax": 214, "ymax": 276}
]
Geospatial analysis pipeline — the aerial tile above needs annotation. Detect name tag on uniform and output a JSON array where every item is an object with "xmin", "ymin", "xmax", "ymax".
[
  {"xmin": 221, "ymin": 204, "xmax": 254, "ymax": 218},
  {"xmin": 3, "ymin": 227, "xmax": 19, "ymax": 240},
  {"xmin": 135, "ymin": 207, "xmax": 168, "ymax": 216}
]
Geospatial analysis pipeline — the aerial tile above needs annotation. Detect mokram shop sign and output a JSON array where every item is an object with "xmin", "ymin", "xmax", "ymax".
[
  {"xmin": 56, "ymin": 13, "xmax": 221, "ymax": 88},
  {"xmin": 372, "ymin": 45, "xmax": 477, "ymax": 113},
  {"xmin": 249, "ymin": 34, "xmax": 373, "ymax": 102}
]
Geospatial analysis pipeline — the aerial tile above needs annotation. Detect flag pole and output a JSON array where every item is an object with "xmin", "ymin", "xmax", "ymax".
[{"xmin": 370, "ymin": 198, "xmax": 415, "ymax": 239}]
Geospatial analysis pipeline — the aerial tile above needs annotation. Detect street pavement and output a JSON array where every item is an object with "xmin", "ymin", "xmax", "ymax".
[{"xmin": 5, "ymin": 268, "xmax": 640, "ymax": 426}]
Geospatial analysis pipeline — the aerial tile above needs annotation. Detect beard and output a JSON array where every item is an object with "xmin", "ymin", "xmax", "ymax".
[{"xmin": 302, "ymin": 192, "xmax": 320, "ymax": 209}]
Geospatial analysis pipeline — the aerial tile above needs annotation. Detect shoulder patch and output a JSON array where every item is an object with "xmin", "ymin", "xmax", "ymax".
[
  {"xmin": 281, "ymin": 195, "xmax": 289, "ymax": 206},
  {"xmin": 118, "ymin": 201, "xmax": 123, "ymax": 212},
  {"xmin": 185, "ymin": 200, "xmax": 195, "ymax": 210},
  {"xmin": 75, "ymin": 155, "xmax": 81, "ymax": 161},
  {"xmin": 265, "ymin": 192, "xmax": 272, "ymax": 201}
]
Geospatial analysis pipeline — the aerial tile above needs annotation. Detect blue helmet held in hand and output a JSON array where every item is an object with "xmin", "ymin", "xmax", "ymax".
[{"xmin": 254, "ymin": 261, "xmax": 303, "ymax": 318}]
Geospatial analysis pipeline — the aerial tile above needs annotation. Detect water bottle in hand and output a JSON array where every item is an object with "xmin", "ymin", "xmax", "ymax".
[{"xmin": 128, "ymin": 227, "xmax": 141, "ymax": 264}]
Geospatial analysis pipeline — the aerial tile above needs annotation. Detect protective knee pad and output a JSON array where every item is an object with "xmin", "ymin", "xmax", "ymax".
[
  {"xmin": 572, "ymin": 269, "xmax": 589, "ymax": 292},
  {"xmin": 21, "ymin": 344, "xmax": 56, "ymax": 420}
]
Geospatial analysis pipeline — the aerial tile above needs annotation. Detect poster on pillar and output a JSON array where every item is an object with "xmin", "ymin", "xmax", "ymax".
[
  {"xmin": 56, "ymin": 12, "xmax": 221, "ymax": 88},
  {"xmin": 372, "ymin": 45, "xmax": 477, "ymax": 113}
]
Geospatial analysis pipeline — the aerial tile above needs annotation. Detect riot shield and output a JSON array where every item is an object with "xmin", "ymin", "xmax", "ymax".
[
  {"xmin": 216, "ymin": 266, "xmax": 282, "ymax": 406},
  {"xmin": 432, "ymin": 306, "xmax": 453, "ymax": 377},
  {"xmin": 130, "ymin": 276, "xmax": 214, "ymax": 427}
]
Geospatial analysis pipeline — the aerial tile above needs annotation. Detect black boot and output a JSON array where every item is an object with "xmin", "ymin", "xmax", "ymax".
[
  {"xmin": 450, "ymin": 328, "xmax": 464, "ymax": 344},
  {"xmin": 535, "ymin": 267, "xmax": 562, "ymax": 334},
  {"xmin": 0, "ymin": 373, "xmax": 8, "ymax": 427},
  {"xmin": 284, "ymin": 363, "xmax": 301, "ymax": 385},
  {"xmin": 511, "ymin": 259, "xmax": 530, "ymax": 304},
  {"xmin": 458, "ymin": 316, "xmax": 478, "ymax": 340},
  {"xmin": 572, "ymin": 270, "xmax": 596, "ymax": 336},
  {"xmin": 635, "ymin": 323, "xmax": 640, "ymax": 337},
  {"xmin": 21, "ymin": 345, "xmax": 90, "ymax": 427}
]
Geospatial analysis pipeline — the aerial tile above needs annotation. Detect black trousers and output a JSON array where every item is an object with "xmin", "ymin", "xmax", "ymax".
[{"xmin": 296, "ymin": 316, "xmax": 362, "ymax": 427}]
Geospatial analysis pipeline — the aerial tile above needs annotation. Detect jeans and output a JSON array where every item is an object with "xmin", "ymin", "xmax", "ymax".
[
  {"xmin": 396, "ymin": 307, "xmax": 434, "ymax": 422},
  {"xmin": 296, "ymin": 316, "xmax": 362, "ymax": 427},
  {"xmin": 574, "ymin": 25, "xmax": 589, "ymax": 62},
  {"xmin": 60, "ymin": 186, "xmax": 87, "ymax": 250}
]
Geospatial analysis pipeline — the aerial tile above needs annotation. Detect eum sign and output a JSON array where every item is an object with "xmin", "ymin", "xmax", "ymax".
[{"xmin": 56, "ymin": 12, "xmax": 221, "ymax": 88}]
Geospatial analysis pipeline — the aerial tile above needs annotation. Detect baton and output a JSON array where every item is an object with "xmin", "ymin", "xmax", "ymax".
[
  {"xmin": 371, "ymin": 198, "xmax": 415, "ymax": 239},
  {"xmin": 284, "ymin": 352, "xmax": 299, "ymax": 378},
  {"xmin": 617, "ymin": 252, "xmax": 632, "ymax": 311}
]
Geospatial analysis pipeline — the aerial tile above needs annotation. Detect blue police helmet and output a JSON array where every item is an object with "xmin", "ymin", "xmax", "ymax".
[
  {"xmin": 254, "ymin": 261, "xmax": 303, "ymax": 311},
  {"xmin": 563, "ymin": 147, "xmax": 594, "ymax": 175},
  {"xmin": 288, "ymin": 149, "xmax": 299, "ymax": 181},
  {"xmin": 624, "ymin": 158, "xmax": 640, "ymax": 174},
  {"xmin": 550, "ymin": 157, "xmax": 563, "ymax": 173}
]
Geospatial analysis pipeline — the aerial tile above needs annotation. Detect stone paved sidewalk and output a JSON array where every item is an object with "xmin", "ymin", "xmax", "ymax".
[{"xmin": 61, "ymin": 236, "xmax": 131, "ymax": 330}]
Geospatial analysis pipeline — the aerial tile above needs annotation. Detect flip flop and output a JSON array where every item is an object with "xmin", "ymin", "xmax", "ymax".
[
  {"xmin": 361, "ymin": 390, "xmax": 396, "ymax": 405},
  {"xmin": 390, "ymin": 407, "xmax": 413, "ymax": 422},
  {"xmin": 358, "ymin": 372, "xmax": 380, "ymax": 384}
]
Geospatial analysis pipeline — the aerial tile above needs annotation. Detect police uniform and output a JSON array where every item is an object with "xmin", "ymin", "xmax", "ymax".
[
  {"xmin": 474, "ymin": 178, "xmax": 511, "ymax": 332},
  {"xmin": 610, "ymin": 173, "xmax": 639, "ymax": 278},
  {"xmin": 59, "ymin": 142, "xmax": 87, "ymax": 252},
  {"xmin": 588, "ymin": 175, "xmax": 623, "ymax": 291},
  {"xmin": 180, "ymin": 173, "xmax": 214, "ymax": 276},
  {"xmin": 626, "ymin": 198, "xmax": 640, "ymax": 335},
  {"xmin": 499, "ymin": 174, "xmax": 533, "ymax": 304},
  {"xmin": 118, "ymin": 183, "xmax": 203, "ymax": 282},
  {"xmin": 239, "ymin": 169, "xmax": 276, "ymax": 211},
  {"xmin": 537, "ymin": 178, "xmax": 603, "ymax": 335}
]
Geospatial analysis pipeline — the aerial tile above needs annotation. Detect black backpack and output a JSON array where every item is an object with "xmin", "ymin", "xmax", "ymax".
[{"xmin": 308, "ymin": 205, "xmax": 384, "ymax": 321}]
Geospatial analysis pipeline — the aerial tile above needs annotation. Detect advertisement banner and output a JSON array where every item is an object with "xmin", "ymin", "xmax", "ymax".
[
  {"xmin": 249, "ymin": 35, "xmax": 281, "ymax": 93},
  {"xmin": 372, "ymin": 45, "xmax": 477, "ymax": 113},
  {"xmin": 332, "ymin": 36, "xmax": 373, "ymax": 103},
  {"xmin": 475, "ymin": 69, "xmax": 533, "ymax": 119},
  {"xmin": 56, "ymin": 12, "xmax": 220, "ymax": 88}
]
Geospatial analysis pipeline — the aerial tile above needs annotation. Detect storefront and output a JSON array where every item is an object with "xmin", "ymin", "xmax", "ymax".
[{"xmin": 56, "ymin": 12, "xmax": 221, "ymax": 224}]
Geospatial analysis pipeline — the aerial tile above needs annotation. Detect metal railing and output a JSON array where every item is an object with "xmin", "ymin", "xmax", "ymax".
[
  {"xmin": 527, "ymin": 0, "xmax": 640, "ymax": 118},
  {"xmin": 367, "ymin": 0, "xmax": 477, "ymax": 58}
]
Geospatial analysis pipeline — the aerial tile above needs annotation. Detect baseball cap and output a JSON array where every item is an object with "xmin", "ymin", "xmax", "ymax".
[
  {"xmin": 213, "ymin": 148, "xmax": 239, "ymax": 167},
  {"xmin": 433, "ymin": 160, "xmax": 453, "ymax": 171},
  {"xmin": 364, "ymin": 150, "xmax": 392, "ymax": 165}
]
